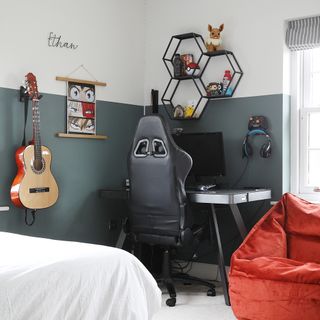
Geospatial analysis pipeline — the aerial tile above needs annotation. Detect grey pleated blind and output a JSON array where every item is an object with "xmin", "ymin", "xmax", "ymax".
[{"xmin": 286, "ymin": 16, "xmax": 320, "ymax": 51}]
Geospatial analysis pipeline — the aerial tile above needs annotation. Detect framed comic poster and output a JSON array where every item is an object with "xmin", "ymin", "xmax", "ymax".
[{"xmin": 67, "ymin": 81, "xmax": 96, "ymax": 135}]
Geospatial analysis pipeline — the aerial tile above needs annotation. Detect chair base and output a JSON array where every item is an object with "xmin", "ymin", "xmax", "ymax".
[
  {"xmin": 172, "ymin": 273, "xmax": 216, "ymax": 296},
  {"xmin": 158, "ymin": 249, "xmax": 216, "ymax": 307},
  {"xmin": 166, "ymin": 297, "xmax": 176, "ymax": 307}
]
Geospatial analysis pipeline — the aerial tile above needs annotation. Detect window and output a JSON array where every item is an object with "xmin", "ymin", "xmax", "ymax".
[{"xmin": 291, "ymin": 48, "xmax": 320, "ymax": 199}]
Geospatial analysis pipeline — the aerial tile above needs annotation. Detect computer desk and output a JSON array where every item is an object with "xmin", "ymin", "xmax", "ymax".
[
  {"xmin": 187, "ymin": 188, "xmax": 271, "ymax": 305},
  {"xmin": 99, "ymin": 188, "xmax": 271, "ymax": 306}
]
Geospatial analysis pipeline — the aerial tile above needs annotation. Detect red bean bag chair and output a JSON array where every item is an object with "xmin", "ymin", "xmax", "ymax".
[{"xmin": 229, "ymin": 193, "xmax": 320, "ymax": 320}]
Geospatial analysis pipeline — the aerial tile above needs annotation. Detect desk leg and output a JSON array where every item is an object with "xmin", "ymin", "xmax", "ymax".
[
  {"xmin": 115, "ymin": 229, "xmax": 127, "ymax": 249},
  {"xmin": 229, "ymin": 204, "xmax": 247, "ymax": 240},
  {"xmin": 210, "ymin": 204, "xmax": 230, "ymax": 306}
]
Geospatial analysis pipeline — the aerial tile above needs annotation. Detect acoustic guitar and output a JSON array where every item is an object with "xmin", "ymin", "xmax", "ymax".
[{"xmin": 11, "ymin": 73, "xmax": 59, "ymax": 209}]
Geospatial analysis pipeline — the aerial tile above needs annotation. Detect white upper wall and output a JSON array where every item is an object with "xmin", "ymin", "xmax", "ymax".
[
  {"xmin": 144, "ymin": 0, "xmax": 320, "ymax": 104},
  {"xmin": 0, "ymin": 0, "xmax": 145, "ymax": 105},
  {"xmin": 1, "ymin": 0, "xmax": 319, "ymax": 106}
]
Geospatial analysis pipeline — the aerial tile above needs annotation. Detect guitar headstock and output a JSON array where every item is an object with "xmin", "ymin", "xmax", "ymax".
[{"xmin": 25, "ymin": 73, "xmax": 39, "ymax": 100}]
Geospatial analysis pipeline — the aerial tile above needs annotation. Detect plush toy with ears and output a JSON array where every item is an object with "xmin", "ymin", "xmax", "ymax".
[{"xmin": 205, "ymin": 23, "xmax": 224, "ymax": 52}]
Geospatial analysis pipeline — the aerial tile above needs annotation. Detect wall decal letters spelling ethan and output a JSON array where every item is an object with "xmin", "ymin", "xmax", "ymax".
[{"xmin": 48, "ymin": 32, "xmax": 79, "ymax": 50}]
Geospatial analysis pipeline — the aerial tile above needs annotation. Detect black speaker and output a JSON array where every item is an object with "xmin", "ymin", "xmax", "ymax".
[{"xmin": 151, "ymin": 89, "xmax": 159, "ymax": 114}]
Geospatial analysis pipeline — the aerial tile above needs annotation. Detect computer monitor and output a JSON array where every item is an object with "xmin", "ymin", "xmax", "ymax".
[{"xmin": 173, "ymin": 132, "xmax": 226, "ymax": 181}]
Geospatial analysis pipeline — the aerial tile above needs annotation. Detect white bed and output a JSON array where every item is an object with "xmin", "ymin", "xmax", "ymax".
[{"xmin": 0, "ymin": 232, "xmax": 161, "ymax": 320}]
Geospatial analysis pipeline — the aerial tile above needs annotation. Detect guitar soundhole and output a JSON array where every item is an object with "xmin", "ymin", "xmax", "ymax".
[{"xmin": 32, "ymin": 158, "xmax": 46, "ymax": 174}]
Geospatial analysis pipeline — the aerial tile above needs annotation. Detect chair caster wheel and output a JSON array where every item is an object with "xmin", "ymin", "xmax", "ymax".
[
  {"xmin": 207, "ymin": 288, "xmax": 216, "ymax": 296},
  {"xmin": 166, "ymin": 297, "xmax": 176, "ymax": 307}
]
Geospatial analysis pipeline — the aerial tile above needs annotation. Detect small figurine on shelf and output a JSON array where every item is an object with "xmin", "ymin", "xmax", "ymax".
[
  {"xmin": 173, "ymin": 54, "xmax": 184, "ymax": 77},
  {"xmin": 184, "ymin": 106, "xmax": 194, "ymax": 118},
  {"xmin": 222, "ymin": 70, "xmax": 233, "ymax": 96},
  {"xmin": 185, "ymin": 62, "xmax": 200, "ymax": 76},
  {"xmin": 180, "ymin": 54, "xmax": 193, "ymax": 75},
  {"xmin": 184, "ymin": 100, "xmax": 196, "ymax": 118},
  {"xmin": 206, "ymin": 82, "xmax": 223, "ymax": 96},
  {"xmin": 205, "ymin": 23, "xmax": 224, "ymax": 52},
  {"xmin": 173, "ymin": 104, "xmax": 184, "ymax": 118}
]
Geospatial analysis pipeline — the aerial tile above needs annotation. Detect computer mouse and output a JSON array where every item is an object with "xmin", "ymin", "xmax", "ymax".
[{"xmin": 199, "ymin": 184, "xmax": 216, "ymax": 191}]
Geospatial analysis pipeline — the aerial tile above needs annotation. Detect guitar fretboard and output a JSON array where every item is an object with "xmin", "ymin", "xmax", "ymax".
[{"xmin": 32, "ymin": 99, "xmax": 42, "ymax": 162}]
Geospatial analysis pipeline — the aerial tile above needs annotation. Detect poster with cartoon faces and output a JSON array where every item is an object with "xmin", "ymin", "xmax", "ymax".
[{"xmin": 67, "ymin": 81, "xmax": 96, "ymax": 134}]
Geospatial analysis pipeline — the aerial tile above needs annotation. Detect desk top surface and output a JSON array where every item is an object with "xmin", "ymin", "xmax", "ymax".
[
  {"xmin": 100, "ymin": 188, "xmax": 271, "ymax": 205},
  {"xmin": 187, "ymin": 188, "xmax": 271, "ymax": 205}
]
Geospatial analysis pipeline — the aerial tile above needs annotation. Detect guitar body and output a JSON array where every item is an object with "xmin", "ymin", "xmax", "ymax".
[{"xmin": 11, "ymin": 145, "xmax": 59, "ymax": 209}]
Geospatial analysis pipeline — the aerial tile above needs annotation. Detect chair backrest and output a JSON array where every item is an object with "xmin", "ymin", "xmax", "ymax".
[{"xmin": 128, "ymin": 115, "xmax": 193, "ymax": 246}]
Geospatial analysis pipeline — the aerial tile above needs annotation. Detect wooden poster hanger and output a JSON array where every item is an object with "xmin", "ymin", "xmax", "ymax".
[{"xmin": 56, "ymin": 65, "xmax": 108, "ymax": 140}]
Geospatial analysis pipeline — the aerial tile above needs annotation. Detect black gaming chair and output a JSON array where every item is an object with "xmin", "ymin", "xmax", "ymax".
[{"xmin": 128, "ymin": 115, "xmax": 215, "ymax": 307}]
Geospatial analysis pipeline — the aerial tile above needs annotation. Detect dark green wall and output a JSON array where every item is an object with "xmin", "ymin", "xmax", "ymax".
[
  {"xmin": 0, "ymin": 88, "xmax": 290, "ymax": 265},
  {"xmin": 0, "ymin": 87, "xmax": 142, "ymax": 245},
  {"xmin": 158, "ymin": 94, "xmax": 290, "ymax": 263}
]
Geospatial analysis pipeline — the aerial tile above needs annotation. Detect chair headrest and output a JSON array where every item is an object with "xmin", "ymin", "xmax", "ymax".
[{"xmin": 132, "ymin": 115, "xmax": 174, "ymax": 158}]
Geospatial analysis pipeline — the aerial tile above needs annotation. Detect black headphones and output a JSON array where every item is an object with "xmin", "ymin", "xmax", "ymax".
[{"xmin": 242, "ymin": 129, "xmax": 272, "ymax": 159}]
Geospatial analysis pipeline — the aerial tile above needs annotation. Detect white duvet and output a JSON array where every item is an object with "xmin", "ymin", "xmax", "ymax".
[{"xmin": 0, "ymin": 232, "xmax": 161, "ymax": 320}]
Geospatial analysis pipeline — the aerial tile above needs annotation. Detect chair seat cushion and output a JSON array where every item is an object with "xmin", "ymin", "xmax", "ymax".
[{"xmin": 229, "ymin": 193, "xmax": 320, "ymax": 320}]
